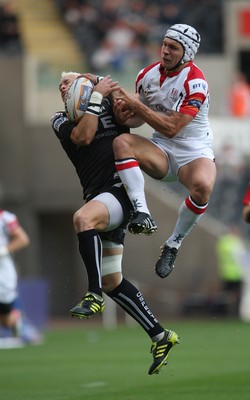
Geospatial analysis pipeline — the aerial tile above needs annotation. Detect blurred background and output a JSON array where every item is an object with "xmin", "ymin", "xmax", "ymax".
[{"xmin": 0, "ymin": 0, "xmax": 250, "ymax": 330}]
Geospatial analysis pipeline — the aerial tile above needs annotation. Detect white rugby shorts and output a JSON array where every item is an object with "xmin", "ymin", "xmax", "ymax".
[
  {"xmin": 0, "ymin": 258, "xmax": 18, "ymax": 303},
  {"xmin": 150, "ymin": 137, "xmax": 215, "ymax": 182},
  {"xmin": 93, "ymin": 192, "xmax": 124, "ymax": 231}
]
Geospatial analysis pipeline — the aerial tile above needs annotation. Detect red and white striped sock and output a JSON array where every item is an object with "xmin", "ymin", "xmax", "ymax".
[
  {"xmin": 115, "ymin": 158, "xmax": 150, "ymax": 213},
  {"xmin": 167, "ymin": 196, "xmax": 208, "ymax": 249}
]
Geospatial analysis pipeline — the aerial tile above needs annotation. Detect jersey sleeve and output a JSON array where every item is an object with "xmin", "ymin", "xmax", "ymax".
[
  {"xmin": 50, "ymin": 111, "xmax": 75, "ymax": 141},
  {"xmin": 174, "ymin": 68, "xmax": 209, "ymax": 117}
]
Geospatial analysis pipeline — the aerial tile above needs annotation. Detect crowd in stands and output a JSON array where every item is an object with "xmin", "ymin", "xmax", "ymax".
[
  {"xmin": 0, "ymin": 0, "xmax": 224, "ymax": 67},
  {"xmin": 54, "ymin": 0, "xmax": 223, "ymax": 72}
]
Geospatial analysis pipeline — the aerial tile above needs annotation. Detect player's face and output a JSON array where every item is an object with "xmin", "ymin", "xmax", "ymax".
[
  {"xmin": 160, "ymin": 38, "xmax": 184, "ymax": 71},
  {"xmin": 59, "ymin": 75, "xmax": 76, "ymax": 101}
]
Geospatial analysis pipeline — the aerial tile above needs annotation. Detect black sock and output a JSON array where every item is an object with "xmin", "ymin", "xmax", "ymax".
[
  {"xmin": 107, "ymin": 278, "xmax": 164, "ymax": 338},
  {"xmin": 77, "ymin": 229, "xmax": 102, "ymax": 297}
]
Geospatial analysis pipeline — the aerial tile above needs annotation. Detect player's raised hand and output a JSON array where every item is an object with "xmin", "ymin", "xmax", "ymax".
[{"xmin": 94, "ymin": 75, "xmax": 121, "ymax": 97}]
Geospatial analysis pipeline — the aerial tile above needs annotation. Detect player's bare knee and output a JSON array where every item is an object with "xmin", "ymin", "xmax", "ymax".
[
  {"xmin": 191, "ymin": 179, "xmax": 213, "ymax": 203},
  {"xmin": 73, "ymin": 209, "xmax": 89, "ymax": 232},
  {"xmin": 113, "ymin": 134, "xmax": 131, "ymax": 157}
]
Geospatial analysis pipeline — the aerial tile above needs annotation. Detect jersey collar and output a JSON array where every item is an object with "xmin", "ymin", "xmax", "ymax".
[{"xmin": 159, "ymin": 61, "xmax": 193, "ymax": 85}]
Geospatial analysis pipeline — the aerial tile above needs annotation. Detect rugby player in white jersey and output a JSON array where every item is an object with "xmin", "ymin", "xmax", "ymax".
[
  {"xmin": 0, "ymin": 210, "xmax": 29, "ymax": 338},
  {"xmin": 0, "ymin": 210, "xmax": 43, "ymax": 345},
  {"xmin": 113, "ymin": 24, "xmax": 217, "ymax": 278}
]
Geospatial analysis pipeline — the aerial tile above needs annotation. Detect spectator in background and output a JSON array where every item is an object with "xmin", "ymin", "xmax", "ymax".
[
  {"xmin": 0, "ymin": 1, "xmax": 22, "ymax": 54},
  {"xmin": 91, "ymin": 18, "xmax": 136, "ymax": 72},
  {"xmin": 242, "ymin": 182, "xmax": 250, "ymax": 224},
  {"xmin": 91, "ymin": 7, "xmax": 151, "ymax": 72},
  {"xmin": 212, "ymin": 142, "xmax": 246, "ymax": 225},
  {"xmin": 63, "ymin": 1, "xmax": 100, "ymax": 62},
  {"xmin": 216, "ymin": 225, "xmax": 245, "ymax": 317},
  {"xmin": 216, "ymin": 142, "xmax": 245, "ymax": 181},
  {"xmin": 0, "ymin": 209, "xmax": 42, "ymax": 346},
  {"xmin": 227, "ymin": 72, "xmax": 250, "ymax": 118}
]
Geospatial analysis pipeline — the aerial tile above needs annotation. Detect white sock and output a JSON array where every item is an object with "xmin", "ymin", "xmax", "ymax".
[
  {"xmin": 167, "ymin": 196, "xmax": 208, "ymax": 249},
  {"xmin": 115, "ymin": 158, "xmax": 150, "ymax": 213}
]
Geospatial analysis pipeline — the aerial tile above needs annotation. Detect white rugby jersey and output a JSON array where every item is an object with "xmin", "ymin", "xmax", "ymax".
[
  {"xmin": 0, "ymin": 210, "xmax": 19, "ymax": 303},
  {"xmin": 135, "ymin": 61, "xmax": 213, "ymax": 142}
]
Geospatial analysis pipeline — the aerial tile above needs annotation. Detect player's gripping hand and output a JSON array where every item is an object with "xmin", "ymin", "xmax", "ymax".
[
  {"xmin": 113, "ymin": 98, "xmax": 135, "ymax": 125},
  {"xmin": 94, "ymin": 75, "xmax": 121, "ymax": 97}
]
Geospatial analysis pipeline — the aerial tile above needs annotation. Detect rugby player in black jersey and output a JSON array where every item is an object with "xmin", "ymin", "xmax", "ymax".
[{"xmin": 50, "ymin": 72, "xmax": 179, "ymax": 375}]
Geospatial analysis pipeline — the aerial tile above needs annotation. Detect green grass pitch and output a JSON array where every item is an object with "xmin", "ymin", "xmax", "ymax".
[{"xmin": 1, "ymin": 319, "xmax": 250, "ymax": 400}]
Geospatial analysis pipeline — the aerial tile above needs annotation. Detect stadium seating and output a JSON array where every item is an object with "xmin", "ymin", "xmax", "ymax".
[{"xmin": 15, "ymin": 0, "xmax": 84, "ymax": 70}]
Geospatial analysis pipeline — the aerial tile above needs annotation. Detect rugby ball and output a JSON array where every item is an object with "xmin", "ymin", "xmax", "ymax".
[{"xmin": 64, "ymin": 77, "xmax": 94, "ymax": 122}]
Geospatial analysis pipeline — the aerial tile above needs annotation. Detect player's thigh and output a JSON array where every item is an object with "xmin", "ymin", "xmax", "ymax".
[{"xmin": 129, "ymin": 134, "xmax": 169, "ymax": 178}]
